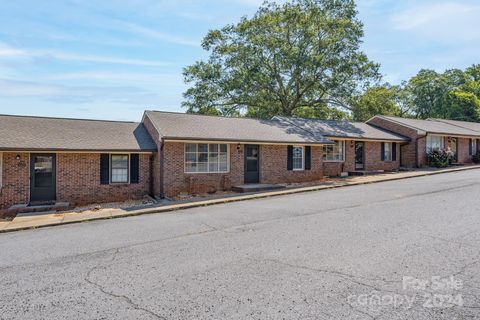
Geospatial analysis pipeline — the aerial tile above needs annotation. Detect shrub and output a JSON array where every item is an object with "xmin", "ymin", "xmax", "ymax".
[{"xmin": 427, "ymin": 149, "xmax": 455, "ymax": 168}]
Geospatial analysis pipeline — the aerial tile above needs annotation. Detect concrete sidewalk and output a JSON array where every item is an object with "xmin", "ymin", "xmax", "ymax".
[{"xmin": 1, "ymin": 165, "xmax": 479, "ymax": 233}]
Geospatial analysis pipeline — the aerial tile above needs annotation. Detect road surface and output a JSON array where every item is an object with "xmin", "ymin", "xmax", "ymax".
[{"xmin": 1, "ymin": 170, "xmax": 480, "ymax": 319}]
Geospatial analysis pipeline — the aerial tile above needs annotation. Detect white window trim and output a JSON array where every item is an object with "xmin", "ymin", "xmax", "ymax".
[
  {"xmin": 184, "ymin": 143, "xmax": 230, "ymax": 174},
  {"xmin": 323, "ymin": 140, "xmax": 345, "ymax": 162},
  {"xmin": 292, "ymin": 146, "xmax": 305, "ymax": 171},
  {"xmin": 426, "ymin": 135, "xmax": 444, "ymax": 153},
  {"xmin": 384, "ymin": 142, "xmax": 392, "ymax": 161},
  {"xmin": 110, "ymin": 154, "xmax": 130, "ymax": 184}
]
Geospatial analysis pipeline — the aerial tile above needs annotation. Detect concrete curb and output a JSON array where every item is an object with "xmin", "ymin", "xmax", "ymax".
[{"xmin": 1, "ymin": 165, "xmax": 479, "ymax": 234}]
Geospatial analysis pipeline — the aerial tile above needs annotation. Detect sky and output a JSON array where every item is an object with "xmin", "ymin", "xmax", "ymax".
[{"xmin": 0, "ymin": 0, "xmax": 479, "ymax": 121}]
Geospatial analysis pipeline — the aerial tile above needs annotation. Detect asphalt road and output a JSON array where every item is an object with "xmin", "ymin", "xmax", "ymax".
[{"xmin": 1, "ymin": 170, "xmax": 480, "ymax": 320}]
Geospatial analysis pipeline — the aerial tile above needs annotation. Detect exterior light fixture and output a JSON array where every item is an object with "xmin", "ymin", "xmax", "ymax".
[{"xmin": 16, "ymin": 154, "xmax": 21, "ymax": 160}]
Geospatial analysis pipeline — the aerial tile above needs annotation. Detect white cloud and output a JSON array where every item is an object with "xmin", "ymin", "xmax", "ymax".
[
  {"xmin": 0, "ymin": 42, "xmax": 169, "ymax": 66},
  {"xmin": 121, "ymin": 22, "xmax": 200, "ymax": 47},
  {"xmin": 0, "ymin": 78, "xmax": 163, "ymax": 105},
  {"xmin": 392, "ymin": 2, "xmax": 480, "ymax": 41},
  {"xmin": 46, "ymin": 71, "xmax": 183, "ymax": 85}
]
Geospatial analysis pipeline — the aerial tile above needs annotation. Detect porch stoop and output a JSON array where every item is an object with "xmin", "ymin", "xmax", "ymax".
[
  {"xmin": 7, "ymin": 202, "xmax": 71, "ymax": 216},
  {"xmin": 232, "ymin": 184, "xmax": 286, "ymax": 193}
]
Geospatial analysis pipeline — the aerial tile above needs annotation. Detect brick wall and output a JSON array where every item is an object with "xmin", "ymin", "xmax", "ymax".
[
  {"xmin": 368, "ymin": 117, "xmax": 420, "ymax": 167},
  {"xmin": 0, "ymin": 153, "xmax": 29, "ymax": 209},
  {"xmin": 162, "ymin": 142, "xmax": 244, "ymax": 198},
  {"xmin": 364, "ymin": 141, "xmax": 400, "ymax": 171},
  {"xmin": 322, "ymin": 140, "xmax": 400, "ymax": 176},
  {"xmin": 322, "ymin": 140, "xmax": 355, "ymax": 176},
  {"xmin": 56, "ymin": 153, "xmax": 151, "ymax": 206},
  {"xmin": 0, "ymin": 152, "xmax": 152, "ymax": 210},
  {"xmin": 260, "ymin": 145, "xmax": 323, "ymax": 184},
  {"xmin": 459, "ymin": 138, "xmax": 473, "ymax": 164}
]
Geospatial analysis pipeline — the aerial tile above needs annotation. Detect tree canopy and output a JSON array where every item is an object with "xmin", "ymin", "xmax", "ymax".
[
  {"xmin": 182, "ymin": 0, "xmax": 479, "ymax": 123},
  {"xmin": 183, "ymin": 0, "xmax": 380, "ymax": 119}
]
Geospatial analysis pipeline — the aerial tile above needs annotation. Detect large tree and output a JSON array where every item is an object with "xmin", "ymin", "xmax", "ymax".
[
  {"xmin": 183, "ymin": 0, "xmax": 380, "ymax": 119},
  {"xmin": 406, "ymin": 66, "xmax": 480, "ymax": 121},
  {"xmin": 350, "ymin": 85, "xmax": 402, "ymax": 121}
]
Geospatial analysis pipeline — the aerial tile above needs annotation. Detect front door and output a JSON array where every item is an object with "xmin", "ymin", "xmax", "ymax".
[
  {"xmin": 355, "ymin": 142, "xmax": 364, "ymax": 170},
  {"xmin": 30, "ymin": 154, "xmax": 56, "ymax": 203},
  {"xmin": 244, "ymin": 145, "xmax": 260, "ymax": 183},
  {"xmin": 447, "ymin": 137, "xmax": 458, "ymax": 162}
]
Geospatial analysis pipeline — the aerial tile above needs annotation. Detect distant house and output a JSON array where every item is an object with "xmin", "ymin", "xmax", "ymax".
[{"xmin": 368, "ymin": 116, "xmax": 480, "ymax": 167}]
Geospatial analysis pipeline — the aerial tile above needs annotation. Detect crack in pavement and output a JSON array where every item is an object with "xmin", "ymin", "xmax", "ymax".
[
  {"xmin": 84, "ymin": 249, "xmax": 167, "ymax": 320},
  {"xmin": 248, "ymin": 257, "xmax": 403, "ymax": 295},
  {"xmin": 2, "ymin": 180, "xmax": 479, "ymax": 273}
]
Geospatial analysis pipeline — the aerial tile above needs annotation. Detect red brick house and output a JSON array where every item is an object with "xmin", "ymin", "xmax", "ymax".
[
  {"xmin": 4, "ymin": 111, "xmax": 479, "ymax": 212},
  {"xmin": 367, "ymin": 116, "xmax": 480, "ymax": 167},
  {"xmin": 0, "ymin": 115, "xmax": 157, "ymax": 211},
  {"xmin": 142, "ymin": 111, "xmax": 409, "ymax": 199},
  {"xmin": 142, "ymin": 111, "xmax": 333, "ymax": 198},
  {"xmin": 275, "ymin": 117, "xmax": 409, "ymax": 176}
]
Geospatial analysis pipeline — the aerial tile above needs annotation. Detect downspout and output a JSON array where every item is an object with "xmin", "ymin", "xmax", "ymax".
[{"xmin": 159, "ymin": 139, "xmax": 165, "ymax": 199}]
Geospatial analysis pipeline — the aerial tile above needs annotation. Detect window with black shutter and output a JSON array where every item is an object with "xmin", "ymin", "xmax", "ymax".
[
  {"xmin": 287, "ymin": 145, "xmax": 293, "ymax": 170},
  {"xmin": 100, "ymin": 154, "xmax": 110, "ymax": 185},
  {"xmin": 130, "ymin": 154, "xmax": 140, "ymax": 184},
  {"xmin": 305, "ymin": 146, "xmax": 311, "ymax": 170}
]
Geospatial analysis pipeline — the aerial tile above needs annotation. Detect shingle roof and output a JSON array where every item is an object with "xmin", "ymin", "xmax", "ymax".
[
  {"xmin": 372, "ymin": 116, "xmax": 480, "ymax": 137},
  {"xmin": 275, "ymin": 117, "xmax": 409, "ymax": 142},
  {"xmin": 144, "ymin": 111, "xmax": 333, "ymax": 145},
  {"xmin": 0, "ymin": 114, "xmax": 157, "ymax": 152},
  {"xmin": 429, "ymin": 118, "xmax": 480, "ymax": 133}
]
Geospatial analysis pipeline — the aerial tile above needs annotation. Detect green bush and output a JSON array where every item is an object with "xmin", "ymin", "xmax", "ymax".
[{"xmin": 427, "ymin": 149, "xmax": 455, "ymax": 168}]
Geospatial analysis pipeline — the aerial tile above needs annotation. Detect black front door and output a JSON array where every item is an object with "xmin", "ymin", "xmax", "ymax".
[
  {"xmin": 30, "ymin": 154, "xmax": 56, "ymax": 203},
  {"xmin": 244, "ymin": 145, "xmax": 260, "ymax": 183},
  {"xmin": 355, "ymin": 142, "xmax": 364, "ymax": 170}
]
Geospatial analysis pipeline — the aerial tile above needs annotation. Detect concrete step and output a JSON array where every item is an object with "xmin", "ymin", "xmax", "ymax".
[
  {"xmin": 348, "ymin": 170, "xmax": 385, "ymax": 176},
  {"xmin": 232, "ymin": 184, "xmax": 286, "ymax": 193}
]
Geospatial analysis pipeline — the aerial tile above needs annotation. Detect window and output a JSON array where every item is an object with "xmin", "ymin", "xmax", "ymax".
[
  {"xmin": 471, "ymin": 139, "xmax": 477, "ymax": 156},
  {"xmin": 185, "ymin": 143, "xmax": 229, "ymax": 173},
  {"xmin": 292, "ymin": 146, "xmax": 304, "ymax": 171},
  {"xmin": 426, "ymin": 135, "xmax": 444, "ymax": 153},
  {"xmin": 111, "ymin": 154, "xmax": 129, "ymax": 183},
  {"xmin": 383, "ymin": 142, "xmax": 392, "ymax": 161},
  {"xmin": 323, "ymin": 140, "xmax": 345, "ymax": 162}
]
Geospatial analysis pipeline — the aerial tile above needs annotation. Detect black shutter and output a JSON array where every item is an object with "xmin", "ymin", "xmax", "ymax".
[
  {"xmin": 381, "ymin": 142, "xmax": 385, "ymax": 161},
  {"xmin": 469, "ymin": 139, "xmax": 473, "ymax": 155},
  {"xmin": 305, "ymin": 146, "xmax": 311, "ymax": 170},
  {"xmin": 392, "ymin": 142, "xmax": 397, "ymax": 161},
  {"xmin": 287, "ymin": 145, "xmax": 293, "ymax": 170},
  {"xmin": 130, "ymin": 154, "xmax": 140, "ymax": 184},
  {"xmin": 100, "ymin": 154, "xmax": 110, "ymax": 185}
]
